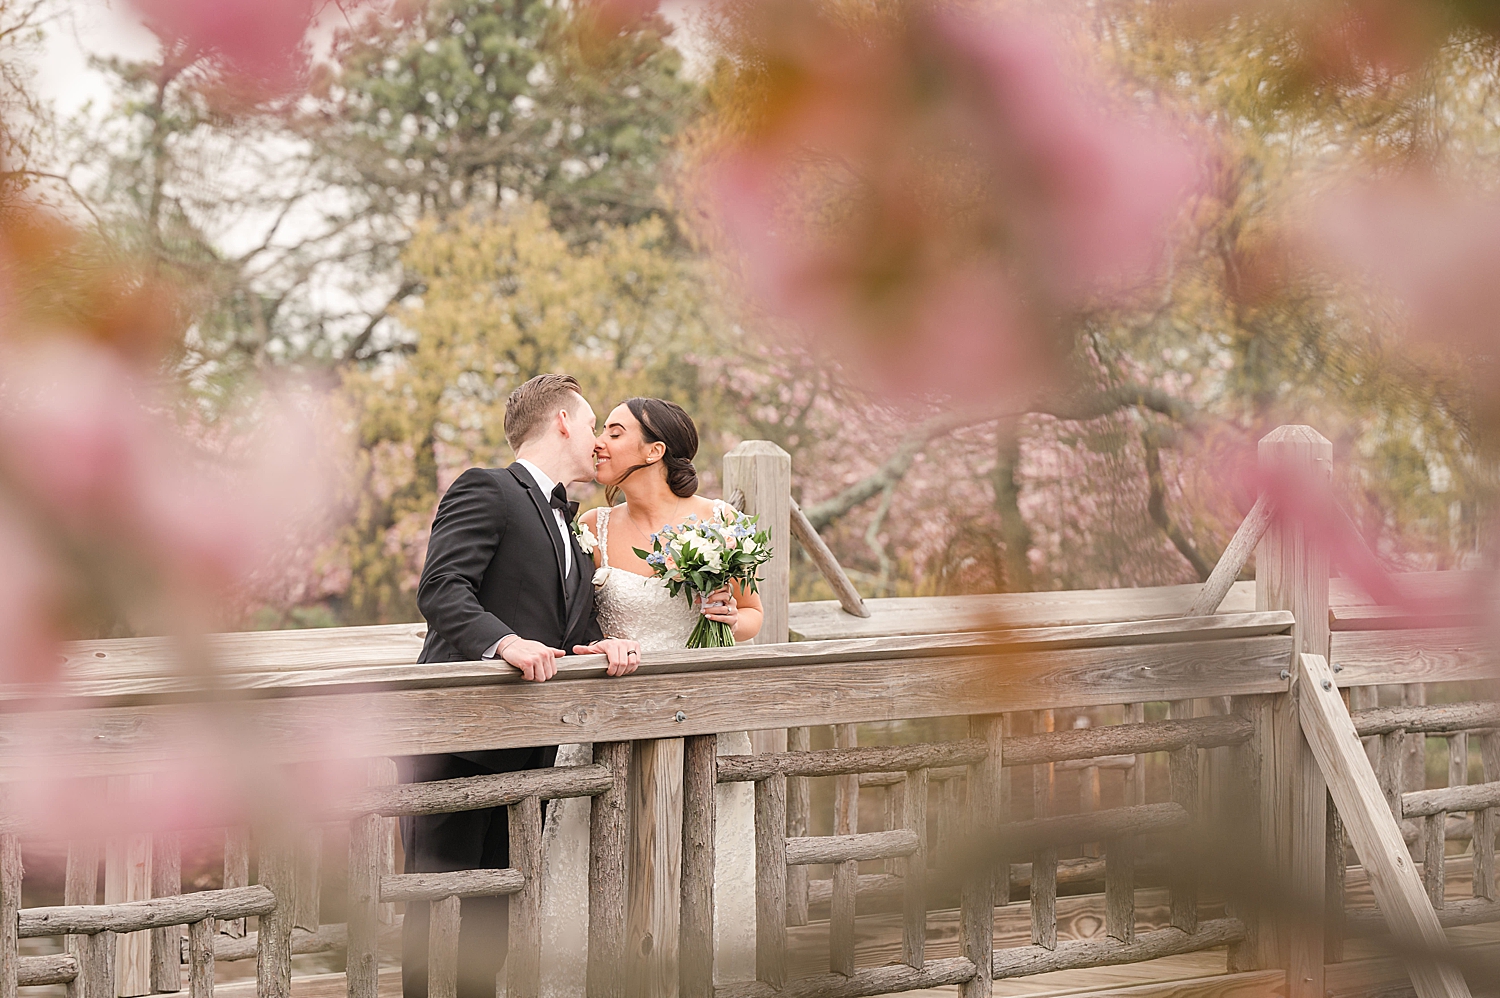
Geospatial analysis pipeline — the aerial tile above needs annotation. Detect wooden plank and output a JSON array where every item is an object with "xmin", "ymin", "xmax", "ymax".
[
  {"xmin": 1404, "ymin": 781, "xmax": 1500, "ymax": 817},
  {"xmin": 59, "ymin": 623, "xmax": 429, "ymax": 679},
  {"xmin": 717, "ymin": 956, "xmax": 976, "ymax": 998},
  {"xmin": 785, "ymin": 830, "xmax": 918, "ymax": 866},
  {"xmin": 724, "ymin": 441, "xmax": 791, "ymax": 646},
  {"xmin": 719, "ymin": 740, "xmax": 986, "ymax": 783},
  {"xmin": 680, "ymin": 734, "xmax": 715, "ymax": 998},
  {"xmin": 255, "ymin": 833, "xmax": 296, "ymax": 998},
  {"xmin": 1006, "ymin": 716, "xmax": 1253, "ymax": 768},
  {"xmin": 1187, "ymin": 495, "xmax": 1273, "ymax": 618},
  {"xmin": 993, "ymin": 970, "xmax": 1287, "ymax": 998},
  {"xmin": 754, "ymin": 773, "xmax": 787, "ymax": 988},
  {"xmin": 1295, "ymin": 652, "xmax": 1472, "ymax": 998},
  {"xmin": 18, "ymin": 953, "xmax": 80, "ymax": 987},
  {"xmin": 344, "ymin": 815, "xmax": 381, "ymax": 998},
  {"xmin": 507, "ymin": 796, "xmax": 543, "ymax": 998},
  {"xmin": 379, "ymin": 869, "xmax": 523, "ymax": 902},
  {"xmin": 902, "ymin": 767, "xmax": 928, "ymax": 969},
  {"xmin": 789, "ymin": 498, "xmax": 868, "ymax": 618},
  {"xmin": 149, "ymin": 832, "xmax": 182, "ymax": 993},
  {"xmin": 626, "ymin": 738, "xmax": 681, "ymax": 998},
  {"xmin": 220, "ymin": 827, "xmax": 249, "ymax": 938},
  {"xmin": 426, "ymin": 896, "xmax": 460, "ymax": 998},
  {"xmin": 334, "ymin": 764, "xmax": 614, "ymax": 819},
  {"xmin": 588, "ymin": 741, "xmax": 629, "ymax": 998},
  {"xmin": 992, "ymin": 918, "xmax": 1245, "ymax": 979},
  {"xmin": 1329, "ymin": 629, "xmax": 1492, "ymax": 687},
  {"xmin": 186, "ymin": 921, "xmax": 211, "ymax": 998},
  {"xmin": 20, "ymin": 887, "xmax": 277, "ymax": 937},
  {"xmin": 1329, "ymin": 605, "xmax": 1487, "ymax": 629},
  {"xmin": 0, "ymin": 635, "xmax": 1298, "ymax": 781},
  {"xmin": 786, "ymin": 726, "xmax": 811, "ymax": 928},
  {"xmin": 1352, "ymin": 702, "xmax": 1500, "ymax": 737}
]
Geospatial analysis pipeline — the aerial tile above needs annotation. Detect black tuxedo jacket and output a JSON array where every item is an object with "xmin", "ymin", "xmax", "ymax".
[{"xmin": 415, "ymin": 463, "xmax": 602, "ymax": 766}]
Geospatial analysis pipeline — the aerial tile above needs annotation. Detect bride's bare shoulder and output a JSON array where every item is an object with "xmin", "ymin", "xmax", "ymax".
[{"xmin": 683, "ymin": 495, "xmax": 723, "ymax": 519}]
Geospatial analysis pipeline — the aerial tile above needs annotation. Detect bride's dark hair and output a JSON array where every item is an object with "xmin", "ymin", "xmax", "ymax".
[{"xmin": 610, "ymin": 397, "xmax": 699, "ymax": 499}]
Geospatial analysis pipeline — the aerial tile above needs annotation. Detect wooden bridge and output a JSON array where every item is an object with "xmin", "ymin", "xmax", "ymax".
[{"xmin": 0, "ymin": 427, "xmax": 1494, "ymax": 998}]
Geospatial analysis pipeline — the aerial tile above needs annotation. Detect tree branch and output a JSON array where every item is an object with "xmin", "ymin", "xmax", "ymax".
[
  {"xmin": 1142, "ymin": 427, "xmax": 1212, "ymax": 581},
  {"xmin": 343, "ymin": 278, "xmax": 420, "ymax": 362}
]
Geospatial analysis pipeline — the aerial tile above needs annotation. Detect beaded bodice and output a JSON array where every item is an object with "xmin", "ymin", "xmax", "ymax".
[{"xmin": 592, "ymin": 505, "xmax": 700, "ymax": 652}]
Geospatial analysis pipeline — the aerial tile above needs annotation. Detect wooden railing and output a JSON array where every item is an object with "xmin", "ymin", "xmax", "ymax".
[{"xmin": 0, "ymin": 427, "xmax": 1492, "ymax": 998}]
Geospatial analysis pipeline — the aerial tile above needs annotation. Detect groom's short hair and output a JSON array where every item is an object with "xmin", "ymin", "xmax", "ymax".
[{"xmin": 505, "ymin": 373, "xmax": 584, "ymax": 451}]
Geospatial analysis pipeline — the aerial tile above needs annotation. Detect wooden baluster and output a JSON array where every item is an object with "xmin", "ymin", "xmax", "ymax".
[
  {"xmin": 220, "ymin": 828, "xmax": 250, "ymax": 938},
  {"xmin": 368, "ymin": 760, "xmax": 400, "ymax": 926},
  {"xmin": 1325, "ymin": 795, "xmax": 1346, "ymax": 963},
  {"xmin": 185, "ymin": 921, "xmax": 213, "ymax": 998},
  {"xmin": 509, "ymin": 796, "xmax": 543, "ymax": 998},
  {"xmin": 106, "ymin": 776, "xmax": 153, "ymax": 998},
  {"xmin": 1079, "ymin": 762, "xmax": 1101, "ymax": 859},
  {"xmin": 834, "ymin": 724, "xmax": 858, "ymax": 837},
  {"xmin": 1226, "ymin": 694, "xmax": 1276, "ymax": 972},
  {"xmin": 65, "ymin": 839, "xmax": 101, "ymax": 998},
  {"xmin": 785, "ymin": 727, "xmax": 811, "ymax": 927},
  {"xmin": 1403, "ymin": 686, "xmax": 1429, "ymax": 859},
  {"xmin": 1475, "ymin": 732, "xmax": 1499, "ymax": 901},
  {"xmin": 83, "ymin": 933, "xmax": 117, "ymax": 998},
  {"xmin": 680, "ymin": 735, "xmax": 717, "ymax": 998},
  {"xmin": 903, "ymin": 768, "xmax": 928, "ymax": 969},
  {"xmin": 1167, "ymin": 699, "xmax": 1199, "ymax": 935},
  {"xmin": 626, "ymin": 738, "xmax": 683, "ymax": 998},
  {"xmin": 150, "ymin": 832, "xmax": 182, "ymax": 993},
  {"xmin": 829, "ymin": 859, "xmax": 857, "ymax": 976},
  {"xmin": 998, "ymin": 715, "xmax": 1015, "ymax": 907},
  {"xmin": 427, "ymin": 896, "xmax": 461, "ymax": 998},
  {"xmin": 1, "ymin": 833, "xmax": 19, "ymax": 998},
  {"xmin": 1423, "ymin": 813, "xmax": 1446, "ymax": 908},
  {"xmin": 1448, "ymin": 732, "xmax": 1468, "ymax": 790},
  {"xmin": 255, "ymin": 832, "xmax": 296, "ymax": 998},
  {"xmin": 1033, "ymin": 710, "xmax": 1055, "ymax": 820},
  {"xmin": 589, "ymin": 742, "xmax": 629, "ymax": 998},
  {"xmin": 1379, "ymin": 729, "xmax": 1406, "ymax": 821},
  {"xmin": 884, "ymin": 780, "xmax": 906, "ymax": 874},
  {"xmin": 346, "ymin": 814, "xmax": 382, "ymax": 998},
  {"xmin": 1104, "ymin": 836, "xmax": 1134, "ymax": 944},
  {"xmin": 294, "ymin": 828, "xmax": 322, "ymax": 933},
  {"xmin": 960, "ymin": 715, "xmax": 1002, "ymax": 998},
  {"xmin": 754, "ymin": 773, "xmax": 787, "ymax": 989},
  {"xmin": 1030, "ymin": 847, "xmax": 1058, "ymax": 951},
  {"xmin": 1126, "ymin": 704, "xmax": 1146, "ymax": 807}
]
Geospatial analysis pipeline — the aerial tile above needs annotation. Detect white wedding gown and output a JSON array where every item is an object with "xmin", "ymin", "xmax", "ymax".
[{"xmin": 537, "ymin": 505, "xmax": 757, "ymax": 994}]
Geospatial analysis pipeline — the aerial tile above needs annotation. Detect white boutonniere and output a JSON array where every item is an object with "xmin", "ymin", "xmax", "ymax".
[{"xmin": 573, "ymin": 521, "xmax": 598, "ymax": 555}]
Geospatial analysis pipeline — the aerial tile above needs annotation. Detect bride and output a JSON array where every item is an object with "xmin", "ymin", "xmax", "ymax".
[{"xmin": 538, "ymin": 397, "xmax": 763, "ymax": 995}]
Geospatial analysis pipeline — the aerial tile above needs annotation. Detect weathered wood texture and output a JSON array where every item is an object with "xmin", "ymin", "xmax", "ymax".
[
  {"xmin": 294, "ymin": 829, "xmax": 321, "ymax": 934},
  {"xmin": 754, "ymin": 774, "xmax": 787, "ymax": 989},
  {"xmin": 220, "ymin": 827, "xmax": 249, "ymax": 938},
  {"xmin": 149, "ymin": 832, "xmax": 182, "ymax": 992},
  {"xmin": 991, "ymin": 919, "xmax": 1245, "ymax": 979},
  {"xmin": 20, "ymin": 887, "xmax": 277, "ymax": 937},
  {"xmin": 960, "ymin": 715, "xmax": 1002, "ymax": 998},
  {"xmin": 724, "ymin": 441, "xmax": 791, "ymax": 645},
  {"xmin": 105, "ymin": 775, "xmax": 152, "ymax": 998},
  {"xmin": 718, "ymin": 741, "xmax": 985, "ymax": 783},
  {"xmin": 1352, "ymin": 703, "xmax": 1500, "ymax": 737},
  {"xmin": 507, "ymin": 796, "xmax": 543, "ymax": 998},
  {"xmin": 626, "ymin": 738, "xmax": 682, "ymax": 998},
  {"xmin": 789, "ymin": 498, "xmax": 868, "ymax": 618},
  {"xmin": 345, "ymin": 816, "xmax": 381, "ymax": 998},
  {"xmin": 785, "ymin": 726, "xmax": 811, "ymax": 929},
  {"xmin": 588, "ymin": 742, "xmax": 629, "ymax": 998},
  {"xmin": 186, "ymin": 920, "xmax": 213, "ymax": 998},
  {"xmin": 65, "ymin": 838, "xmax": 101, "ymax": 998},
  {"xmin": 716, "ymin": 956, "xmax": 976, "ymax": 998},
  {"xmin": 17, "ymin": 953, "xmax": 80, "ymax": 987},
  {"xmin": 785, "ymin": 830, "xmax": 919, "ymax": 866},
  {"xmin": 902, "ymin": 767, "xmax": 928, "ymax": 970},
  {"xmin": 427, "ymin": 895, "xmax": 460, "ymax": 998},
  {"xmin": 1187, "ymin": 495, "xmax": 1273, "ymax": 618},
  {"xmin": 679, "ymin": 734, "xmax": 715, "ymax": 998},
  {"xmin": 1295, "ymin": 652, "xmax": 1472, "ymax": 998},
  {"xmin": 1, "ymin": 833, "xmax": 19, "ymax": 998},
  {"xmin": 379, "ymin": 869, "xmax": 524, "ymax": 902},
  {"xmin": 1329, "ymin": 628, "xmax": 1493, "ymax": 687},
  {"xmin": 255, "ymin": 835, "xmax": 296, "ymax": 998},
  {"xmin": 212, "ymin": 923, "xmax": 350, "ymax": 963},
  {"xmin": 335, "ymin": 764, "xmax": 613, "ymax": 818},
  {"xmin": 1403, "ymin": 781, "xmax": 1500, "ymax": 818}
]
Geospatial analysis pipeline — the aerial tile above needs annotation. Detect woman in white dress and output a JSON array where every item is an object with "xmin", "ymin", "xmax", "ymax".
[{"xmin": 537, "ymin": 398, "xmax": 763, "ymax": 995}]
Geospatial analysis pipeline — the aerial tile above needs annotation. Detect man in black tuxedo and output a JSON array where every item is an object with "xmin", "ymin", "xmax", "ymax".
[{"xmin": 403, "ymin": 373, "xmax": 641, "ymax": 998}]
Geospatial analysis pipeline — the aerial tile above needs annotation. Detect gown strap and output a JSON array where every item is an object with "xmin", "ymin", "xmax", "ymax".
[{"xmin": 597, "ymin": 505, "xmax": 612, "ymax": 568}]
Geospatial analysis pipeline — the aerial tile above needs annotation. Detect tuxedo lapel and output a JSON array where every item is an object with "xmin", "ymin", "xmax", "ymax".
[
  {"xmin": 507, "ymin": 464, "xmax": 568, "ymax": 601},
  {"xmin": 562, "ymin": 536, "xmax": 592, "ymax": 640}
]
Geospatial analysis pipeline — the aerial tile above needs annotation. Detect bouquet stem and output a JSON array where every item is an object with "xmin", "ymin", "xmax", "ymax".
[{"xmin": 687, "ymin": 613, "xmax": 736, "ymax": 649}]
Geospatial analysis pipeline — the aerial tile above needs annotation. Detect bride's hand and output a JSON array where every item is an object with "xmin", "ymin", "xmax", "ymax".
[{"xmin": 702, "ymin": 586, "xmax": 738, "ymax": 628}]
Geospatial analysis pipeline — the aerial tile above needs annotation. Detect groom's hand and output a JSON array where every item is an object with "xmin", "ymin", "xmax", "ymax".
[
  {"xmin": 499, "ymin": 637, "xmax": 565, "ymax": 682},
  {"xmin": 573, "ymin": 638, "xmax": 642, "ymax": 677}
]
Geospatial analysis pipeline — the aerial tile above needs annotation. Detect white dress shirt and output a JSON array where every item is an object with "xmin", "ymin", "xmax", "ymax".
[{"xmin": 484, "ymin": 459, "xmax": 574, "ymax": 661}]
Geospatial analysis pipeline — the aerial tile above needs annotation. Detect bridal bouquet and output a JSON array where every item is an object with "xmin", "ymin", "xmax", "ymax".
[{"xmin": 634, "ymin": 506, "xmax": 774, "ymax": 648}]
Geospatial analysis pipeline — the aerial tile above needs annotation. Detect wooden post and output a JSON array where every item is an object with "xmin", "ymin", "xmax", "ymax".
[
  {"xmin": 428, "ymin": 897, "xmax": 461, "ymax": 998},
  {"xmin": 753, "ymin": 774, "xmax": 787, "ymax": 989},
  {"xmin": 106, "ymin": 776, "xmax": 153, "ymax": 998},
  {"xmin": 902, "ymin": 767, "xmax": 928, "ymax": 969},
  {"xmin": 185, "ymin": 921, "xmax": 212, "ymax": 998},
  {"xmin": 785, "ymin": 727, "xmax": 812, "ymax": 927},
  {"xmin": 722, "ymin": 441, "xmax": 791, "ymax": 646},
  {"xmin": 834, "ymin": 724, "xmax": 858, "ymax": 838},
  {"xmin": 150, "ymin": 832, "xmax": 182, "ymax": 993},
  {"xmin": 627, "ymin": 738, "xmax": 683, "ymax": 998},
  {"xmin": 295, "ymin": 827, "xmax": 322, "ymax": 933},
  {"xmin": 255, "ymin": 832, "xmax": 296, "ymax": 998},
  {"xmin": 346, "ymin": 815, "xmax": 382, "ymax": 998},
  {"xmin": 1476, "ymin": 732, "xmax": 1499, "ymax": 901},
  {"xmin": 829, "ymin": 860, "xmax": 857, "ymax": 976},
  {"xmin": 960, "ymin": 716, "xmax": 1002, "ymax": 998},
  {"xmin": 1, "ymin": 833, "xmax": 19, "ymax": 998},
  {"xmin": 220, "ymin": 828, "xmax": 249, "ymax": 938},
  {"xmin": 509, "ymin": 796, "xmax": 544, "ymax": 998},
  {"xmin": 83, "ymin": 933, "xmax": 116, "ymax": 998},
  {"xmin": 589, "ymin": 742, "xmax": 630, "ymax": 998},
  {"xmin": 1105, "ymin": 837, "xmax": 1134, "ymax": 944},
  {"xmin": 65, "ymin": 839, "xmax": 101, "ymax": 998},
  {"xmin": 1255, "ymin": 425, "xmax": 1332, "ymax": 998},
  {"xmin": 680, "ymin": 735, "xmax": 716, "ymax": 998},
  {"xmin": 1167, "ymin": 700, "xmax": 1199, "ymax": 935}
]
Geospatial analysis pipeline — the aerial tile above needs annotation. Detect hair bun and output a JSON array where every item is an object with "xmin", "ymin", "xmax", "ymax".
[{"xmin": 665, "ymin": 456, "xmax": 698, "ymax": 498}]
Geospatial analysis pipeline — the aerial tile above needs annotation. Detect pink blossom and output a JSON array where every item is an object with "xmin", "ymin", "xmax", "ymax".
[{"xmin": 128, "ymin": 0, "xmax": 329, "ymax": 92}]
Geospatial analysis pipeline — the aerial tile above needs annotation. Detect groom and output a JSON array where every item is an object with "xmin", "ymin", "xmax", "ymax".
[{"xmin": 404, "ymin": 372, "xmax": 641, "ymax": 998}]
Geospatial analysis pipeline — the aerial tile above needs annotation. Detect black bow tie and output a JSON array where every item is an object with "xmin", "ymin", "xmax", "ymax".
[{"xmin": 549, "ymin": 483, "xmax": 579, "ymax": 525}]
